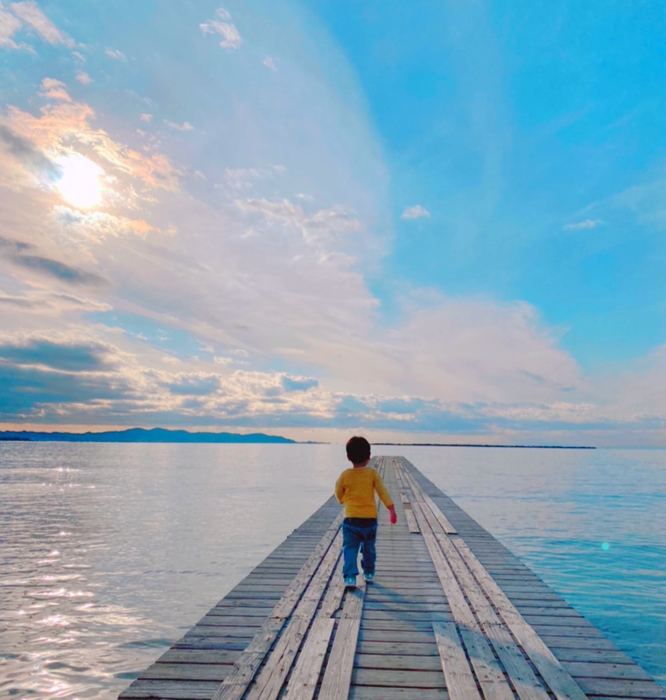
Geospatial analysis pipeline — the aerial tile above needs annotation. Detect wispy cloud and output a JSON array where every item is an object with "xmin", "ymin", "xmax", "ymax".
[
  {"xmin": 236, "ymin": 197, "xmax": 363, "ymax": 244},
  {"xmin": 9, "ymin": 1, "xmax": 74, "ymax": 47},
  {"xmin": 39, "ymin": 77, "xmax": 70, "ymax": 101},
  {"xmin": 53, "ymin": 207, "xmax": 160, "ymax": 242},
  {"xmin": 75, "ymin": 71, "xmax": 92, "ymax": 85},
  {"xmin": 263, "ymin": 56, "xmax": 277, "ymax": 72},
  {"xmin": 105, "ymin": 47, "xmax": 126, "ymax": 61},
  {"xmin": 140, "ymin": 113, "xmax": 153, "ymax": 122},
  {"xmin": 564, "ymin": 219, "xmax": 603, "ymax": 230},
  {"xmin": 0, "ymin": 2, "xmax": 26, "ymax": 49},
  {"xmin": 164, "ymin": 119, "xmax": 194, "ymax": 131},
  {"xmin": 200, "ymin": 8, "xmax": 242, "ymax": 51},
  {"xmin": 0, "ymin": 291, "xmax": 110, "ymax": 312},
  {"xmin": 401, "ymin": 205, "xmax": 430, "ymax": 220}
]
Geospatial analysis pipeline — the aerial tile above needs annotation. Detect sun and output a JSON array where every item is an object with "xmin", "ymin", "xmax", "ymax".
[{"xmin": 56, "ymin": 153, "xmax": 105, "ymax": 208}]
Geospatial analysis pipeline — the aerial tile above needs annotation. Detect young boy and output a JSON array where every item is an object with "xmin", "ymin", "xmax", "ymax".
[{"xmin": 335, "ymin": 436, "xmax": 397, "ymax": 587}]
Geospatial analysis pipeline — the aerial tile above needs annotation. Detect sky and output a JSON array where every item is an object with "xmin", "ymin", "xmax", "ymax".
[{"xmin": 1, "ymin": 0, "xmax": 666, "ymax": 445}]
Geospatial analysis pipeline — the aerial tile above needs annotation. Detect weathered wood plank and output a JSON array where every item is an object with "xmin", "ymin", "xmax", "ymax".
[
  {"xmin": 282, "ymin": 618, "xmax": 335, "ymax": 700},
  {"xmin": 575, "ymin": 678, "xmax": 666, "ymax": 698},
  {"xmin": 318, "ymin": 581, "xmax": 366, "ymax": 700},
  {"xmin": 210, "ymin": 514, "xmax": 342, "ymax": 700},
  {"xmin": 120, "ymin": 680, "xmax": 220, "ymax": 699},
  {"xmin": 349, "ymin": 688, "xmax": 448, "ymax": 700},
  {"xmin": 397, "ymin": 462, "xmax": 457, "ymax": 534},
  {"xmin": 243, "ymin": 534, "xmax": 343, "ymax": 700},
  {"xmin": 432, "ymin": 621, "xmax": 482, "ymax": 700},
  {"xmin": 352, "ymin": 667, "xmax": 446, "ymax": 689}
]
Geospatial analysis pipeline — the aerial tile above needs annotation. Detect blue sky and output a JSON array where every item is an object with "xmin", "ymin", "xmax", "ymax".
[{"xmin": 1, "ymin": 0, "xmax": 666, "ymax": 444}]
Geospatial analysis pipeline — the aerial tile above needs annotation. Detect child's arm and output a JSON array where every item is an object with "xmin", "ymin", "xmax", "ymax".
[
  {"xmin": 374, "ymin": 473, "xmax": 397, "ymax": 525},
  {"xmin": 335, "ymin": 474, "xmax": 346, "ymax": 504}
]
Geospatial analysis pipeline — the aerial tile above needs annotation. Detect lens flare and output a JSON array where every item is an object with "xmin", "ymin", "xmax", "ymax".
[{"xmin": 56, "ymin": 154, "xmax": 104, "ymax": 208}]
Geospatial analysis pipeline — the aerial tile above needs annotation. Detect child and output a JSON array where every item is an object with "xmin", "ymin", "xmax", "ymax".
[{"xmin": 335, "ymin": 436, "xmax": 397, "ymax": 587}]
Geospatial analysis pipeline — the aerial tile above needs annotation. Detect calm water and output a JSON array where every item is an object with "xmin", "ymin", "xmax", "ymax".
[{"xmin": 0, "ymin": 443, "xmax": 664, "ymax": 699}]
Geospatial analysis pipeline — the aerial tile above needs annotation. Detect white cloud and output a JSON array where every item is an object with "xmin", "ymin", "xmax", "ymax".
[
  {"xmin": 164, "ymin": 119, "xmax": 194, "ymax": 131},
  {"xmin": 53, "ymin": 207, "xmax": 160, "ymax": 242},
  {"xmin": 401, "ymin": 205, "xmax": 430, "ymax": 220},
  {"xmin": 71, "ymin": 50, "xmax": 85, "ymax": 62},
  {"xmin": 0, "ymin": 290, "xmax": 111, "ymax": 312},
  {"xmin": 9, "ymin": 1, "xmax": 74, "ymax": 47},
  {"xmin": 263, "ymin": 56, "xmax": 277, "ymax": 72},
  {"xmin": 222, "ymin": 166, "xmax": 284, "ymax": 191},
  {"xmin": 39, "ymin": 77, "xmax": 70, "ymax": 101},
  {"xmin": 200, "ymin": 11, "xmax": 242, "ymax": 51},
  {"xmin": 0, "ymin": 2, "xmax": 24, "ymax": 49},
  {"xmin": 563, "ymin": 219, "xmax": 603, "ymax": 230},
  {"xmin": 236, "ymin": 197, "xmax": 363, "ymax": 244},
  {"xmin": 140, "ymin": 113, "xmax": 153, "ymax": 123},
  {"xmin": 105, "ymin": 47, "xmax": 126, "ymax": 61},
  {"xmin": 75, "ymin": 70, "xmax": 92, "ymax": 85}
]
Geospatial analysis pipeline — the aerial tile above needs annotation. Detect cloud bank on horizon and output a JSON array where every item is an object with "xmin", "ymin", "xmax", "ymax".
[{"xmin": 1, "ymin": 0, "xmax": 665, "ymax": 445}]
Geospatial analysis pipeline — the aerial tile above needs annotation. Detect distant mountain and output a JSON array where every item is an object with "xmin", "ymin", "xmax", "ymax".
[{"xmin": 0, "ymin": 428, "xmax": 296, "ymax": 443}]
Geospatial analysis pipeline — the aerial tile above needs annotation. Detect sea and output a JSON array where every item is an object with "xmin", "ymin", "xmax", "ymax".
[{"xmin": 1, "ymin": 442, "xmax": 664, "ymax": 699}]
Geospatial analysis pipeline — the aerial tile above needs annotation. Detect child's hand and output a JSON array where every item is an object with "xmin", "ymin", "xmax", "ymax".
[{"xmin": 389, "ymin": 505, "xmax": 397, "ymax": 525}]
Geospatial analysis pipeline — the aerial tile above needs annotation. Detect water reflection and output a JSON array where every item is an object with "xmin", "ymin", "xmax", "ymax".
[
  {"xmin": 1, "ymin": 443, "xmax": 665, "ymax": 697},
  {"xmin": 0, "ymin": 443, "xmax": 344, "ymax": 699}
]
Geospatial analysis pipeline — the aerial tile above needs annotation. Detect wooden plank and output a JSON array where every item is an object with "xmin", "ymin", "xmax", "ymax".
[
  {"xmin": 484, "ymin": 623, "xmax": 551, "ymax": 700},
  {"xmin": 282, "ymin": 618, "xmax": 335, "ymax": 700},
  {"xmin": 426, "ymin": 518, "xmax": 572, "ymax": 700},
  {"xmin": 452, "ymin": 538, "xmax": 589, "ymax": 700},
  {"xmin": 404, "ymin": 508, "xmax": 421, "ymax": 534},
  {"xmin": 410, "ymin": 503, "xmax": 477, "ymax": 629},
  {"xmin": 412, "ymin": 490, "xmax": 549, "ymax": 700},
  {"xmin": 319, "ymin": 620, "xmax": 361, "ymax": 700},
  {"xmin": 396, "ymin": 461, "xmax": 457, "ymax": 534},
  {"xmin": 211, "ymin": 514, "xmax": 342, "ymax": 700},
  {"xmin": 120, "ymin": 680, "xmax": 220, "ymax": 699},
  {"xmin": 140, "ymin": 663, "xmax": 232, "ymax": 682},
  {"xmin": 271, "ymin": 512, "xmax": 343, "ymax": 620},
  {"xmin": 352, "ymin": 667, "xmax": 446, "ymax": 689},
  {"xmin": 561, "ymin": 662, "xmax": 654, "ymax": 681},
  {"xmin": 158, "ymin": 649, "xmax": 242, "ymax": 665},
  {"xmin": 459, "ymin": 626, "xmax": 519, "ymax": 700},
  {"xmin": 575, "ymin": 678, "xmax": 666, "ymax": 698},
  {"xmin": 432, "ymin": 621, "xmax": 482, "ymax": 700},
  {"xmin": 349, "ymin": 688, "xmax": 448, "ymax": 700},
  {"xmin": 244, "ymin": 534, "xmax": 343, "ymax": 700},
  {"xmin": 355, "ymin": 653, "xmax": 442, "ymax": 671},
  {"xmin": 280, "ymin": 557, "xmax": 343, "ymax": 700},
  {"xmin": 244, "ymin": 617, "xmax": 311, "ymax": 700},
  {"xmin": 318, "ymin": 582, "xmax": 366, "ymax": 700}
]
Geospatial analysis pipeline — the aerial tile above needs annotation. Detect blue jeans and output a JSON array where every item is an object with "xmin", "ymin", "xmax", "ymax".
[{"xmin": 342, "ymin": 518, "xmax": 377, "ymax": 578}]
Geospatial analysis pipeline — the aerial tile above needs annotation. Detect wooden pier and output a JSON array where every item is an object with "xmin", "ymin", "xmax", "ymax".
[{"xmin": 120, "ymin": 457, "xmax": 665, "ymax": 700}]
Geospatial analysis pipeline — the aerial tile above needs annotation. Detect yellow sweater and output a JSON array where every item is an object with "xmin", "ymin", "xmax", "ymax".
[{"xmin": 335, "ymin": 467, "xmax": 394, "ymax": 519}]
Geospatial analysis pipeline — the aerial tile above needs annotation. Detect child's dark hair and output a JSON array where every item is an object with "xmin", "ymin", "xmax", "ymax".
[{"xmin": 346, "ymin": 436, "xmax": 371, "ymax": 465}]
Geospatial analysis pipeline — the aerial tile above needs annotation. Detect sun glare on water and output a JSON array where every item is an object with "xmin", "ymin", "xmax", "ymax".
[{"xmin": 56, "ymin": 154, "xmax": 105, "ymax": 209}]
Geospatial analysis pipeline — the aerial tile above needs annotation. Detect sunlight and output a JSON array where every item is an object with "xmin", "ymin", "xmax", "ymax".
[{"xmin": 55, "ymin": 154, "xmax": 105, "ymax": 209}]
